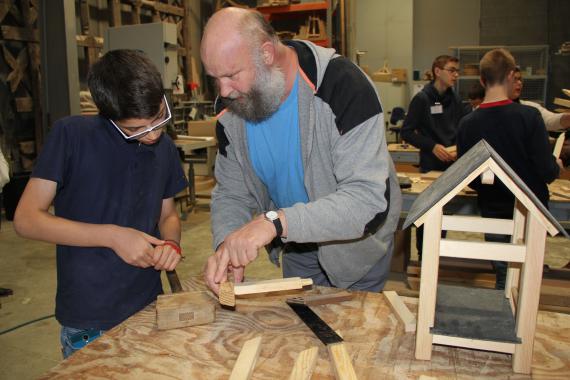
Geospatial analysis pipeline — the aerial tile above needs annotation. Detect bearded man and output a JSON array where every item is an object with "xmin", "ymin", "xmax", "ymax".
[{"xmin": 201, "ymin": 7, "xmax": 401, "ymax": 294}]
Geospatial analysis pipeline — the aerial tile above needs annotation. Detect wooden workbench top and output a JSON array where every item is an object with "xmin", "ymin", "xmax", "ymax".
[{"xmin": 40, "ymin": 277, "xmax": 570, "ymax": 379}]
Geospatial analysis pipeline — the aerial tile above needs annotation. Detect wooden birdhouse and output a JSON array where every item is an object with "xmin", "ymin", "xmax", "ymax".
[{"xmin": 402, "ymin": 140, "xmax": 569, "ymax": 374}]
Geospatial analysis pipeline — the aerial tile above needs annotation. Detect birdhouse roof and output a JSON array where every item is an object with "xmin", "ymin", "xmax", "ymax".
[{"xmin": 402, "ymin": 140, "xmax": 568, "ymax": 238}]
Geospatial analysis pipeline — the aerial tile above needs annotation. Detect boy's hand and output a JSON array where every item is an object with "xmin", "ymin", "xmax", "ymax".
[
  {"xmin": 432, "ymin": 144, "xmax": 455, "ymax": 162},
  {"xmin": 110, "ymin": 227, "xmax": 164, "ymax": 268},
  {"xmin": 153, "ymin": 242, "xmax": 182, "ymax": 271}
]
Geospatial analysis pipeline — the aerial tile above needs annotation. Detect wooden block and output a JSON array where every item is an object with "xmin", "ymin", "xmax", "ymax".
[
  {"xmin": 481, "ymin": 169, "xmax": 495, "ymax": 184},
  {"xmin": 219, "ymin": 281, "xmax": 235, "ymax": 307},
  {"xmin": 156, "ymin": 291, "xmax": 215, "ymax": 330},
  {"xmin": 563, "ymin": 88, "xmax": 570, "ymax": 98},
  {"xmin": 553, "ymin": 132, "xmax": 566, "ymax": 158},
  {"xmin": 287, "ymin": 290, "xmax": 353, "ymax": 306},
  {"xmin": 383, "ymin": 291, "xmax": 416, "ymax": 333},
  {"xmin": 288, "ymin": 346, "xmax": 319, "ymax": 380},
  {"xmin": 327, "ymin": 342, "xmax": 358, "ymax": 380},
  {"xmin": 229, "ymin": 336, "xmax": 263, "ymax": 380}
]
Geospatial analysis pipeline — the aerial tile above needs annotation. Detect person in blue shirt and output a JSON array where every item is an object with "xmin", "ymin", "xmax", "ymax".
[{"xmin": 13, "ymin": 50, "xmax": 188, "ymax": 358}]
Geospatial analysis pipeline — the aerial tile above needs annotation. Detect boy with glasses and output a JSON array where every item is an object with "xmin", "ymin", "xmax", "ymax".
[
  {"xmin": 401, "ymin": 55, "xmax": 469, "ymax": 259},
  {"xmin": 14, "ymin": 49, "xmax": 188, "ymax": 358}
]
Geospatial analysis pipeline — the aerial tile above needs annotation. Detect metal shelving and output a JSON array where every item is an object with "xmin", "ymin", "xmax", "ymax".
[{"xmin": 451, "ymin": 45, "xmax": 549, "ymax": 104}]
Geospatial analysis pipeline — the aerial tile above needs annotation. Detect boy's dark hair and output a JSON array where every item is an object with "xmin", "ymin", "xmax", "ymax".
[
  {"xmin": 88, "ymin": 49, "xmax": 164, "ymax": 120},
  {"xmin": 468, "ymin": 81, "xmax": 485, "ymax": 100},
  {"xmin": 479, "ymin": 48, "xmax": 516, "ymax": 87},
  {"xmin": 431, "ymin": 55, "xmax": 459, "ymax": 79}
]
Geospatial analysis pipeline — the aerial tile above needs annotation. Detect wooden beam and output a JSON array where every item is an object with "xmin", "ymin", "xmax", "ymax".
[
  {"xmin": 109, "ymin": 0, "xmax": 122, "ymax": 26},
  {"xmin": 415, "ymin": 208, "xmax": 442, "ymax": 360},
  {"xmin": 441, "ymin": 215, "xmax": 514, "ymax": 234},
  {"xmin": 149, "ymin": 1, "xmax": 185, "ymax": 17},
  {"xmin": 513, "ymin": 215, "xmax": 547, "ymax": 374},
  {"xmin": 384, "ymin": 291, "xmax": 416, "ymax": 333},
  {"xmin": 505, "ymin": 201, "xmax": 526, "ymax": 299},
  {"xmin": 440, "ymin": 239, "xmax": 526, "ymax": 262},
  {"xmin": 432, "ymin": 334, "xmax": 516, "ymax": 354},
  {"xmin": 229, "ymin": 336, "xmax": 263, "ymax": 380},
  {"xmin": 0, "ymin": 25, "xmax": 39, "ymax": 42},
  {"xmin": 288, "ymin": 346, "xmax": 319, "ymax": 380}
]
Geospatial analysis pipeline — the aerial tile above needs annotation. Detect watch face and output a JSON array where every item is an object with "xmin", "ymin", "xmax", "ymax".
[{"xmin": 266, "ymin": 210, "xmax": 278, "ymax": 220}]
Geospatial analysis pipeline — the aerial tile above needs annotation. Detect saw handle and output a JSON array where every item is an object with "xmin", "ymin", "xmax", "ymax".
[{"xmin": 166, "ymin": 269, "xmax": 183, "ymax": 293}]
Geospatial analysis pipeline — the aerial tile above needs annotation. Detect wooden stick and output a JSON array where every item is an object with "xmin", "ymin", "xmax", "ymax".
[
  {"xmin": 220, "ymin": 277, "xmax": 313, "ymax": 306},
  {"xmin": 287, "ymin": 291, "xmax": 353, "ymax": 306},
  {"xmin": 229, "ymin": 336, "xmax": 263, "ymax": 380},
  {"xmin": 288, "ymin": 346, "xmax": 319, "ymax": 380},
  {"xmin": 327, "ymin": 342, "xmax": 358, "ymax": 380},
  {"xmin": 383, "ymin": 291, "xmax": 416, "ymax": 333}
]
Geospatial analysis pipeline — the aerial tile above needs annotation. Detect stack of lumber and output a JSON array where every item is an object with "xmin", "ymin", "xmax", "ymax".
[{"xmin": 554, "ymin": 88, "xmax": 570, "ymax": 114}]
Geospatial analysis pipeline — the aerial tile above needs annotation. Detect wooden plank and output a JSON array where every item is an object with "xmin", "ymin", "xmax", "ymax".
[
  {"xmin": 0, "ymin": 25, "xmax": 39, "ymax": 42},
  {"xmin": 229, "ymin": 336, "xmax": 263, "ymax": 380},
  {"xmin": 233, "ymin": 277, "xmax": 313, "ymax": 295},
  {"xmin": 327, "ymin": 342, "xmax": 358, "ymax": 380},
  {"xmin": 554, "ymin": 97, "xmax": 570, "ymax": 108},
  {"xmin": 415, "ymin": 208, "xmax": 442, "ymax": 360},
  {"xmin": 553, "ymin": 132, "xmax": 566, "ymax": 158},
  {"xmin": 505, "ymin": 201, "xmax": 526, "ymax": 299},
  {"xmin": 440, "ymin": 239, "xmax": 526, "ymax": 262},
  {"xmin": 432, "ymin": 334, "xmax": 516, "ymax": 354},
  {"xmin": 513, "ymin": 215, "xmax": 547, "ymax": 374},
  {"xmin": 442, "ymin": 215, "xmax": 514, "ymax": 234},
  {"xmin": 288, "ymin": 346, "xmax": 318, "ymax": 380},
  {"xmin": 384, "ymin": 291, "xmax": 416, "ymax": 333}
]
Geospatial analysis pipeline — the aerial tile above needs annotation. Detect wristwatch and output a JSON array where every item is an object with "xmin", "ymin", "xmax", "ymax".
[{"xmin": 264, "ymin": 210, "xmax": 283, "ymax": 237}]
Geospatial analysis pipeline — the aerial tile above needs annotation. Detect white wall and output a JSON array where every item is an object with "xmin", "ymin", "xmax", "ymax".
[{"xmin": 413, "ymin": 0, "xmax": 480, "ymax": 75}]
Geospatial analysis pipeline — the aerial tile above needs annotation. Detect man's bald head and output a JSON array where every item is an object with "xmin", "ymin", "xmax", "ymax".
[{"xmin": 202, "ymin": 7, "xmax": 278, "ymax": 56}]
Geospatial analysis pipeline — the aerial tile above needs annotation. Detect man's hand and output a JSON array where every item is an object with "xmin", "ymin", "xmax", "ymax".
[
  {"xmin": 204, "ymin": 253, "xmax": 245, "ymax": 295},
  {"xmin": 153, "ymin": 243, "xmax": 182, "ymax": 271},
  {"xmin": 432, "ymin": 144, "xmax": 456, "ymax": 162},
  {"xmin": 109, "ymin": 226, "xmax": 164, "ymax": 268},
  {"xmin": 204, "ymin": 216, "xmax": 277, "ymax": 294}
]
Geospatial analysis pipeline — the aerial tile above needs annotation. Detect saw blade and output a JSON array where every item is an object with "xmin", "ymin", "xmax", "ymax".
[{"xmin": 287, "ymin": 301, "xmax": 343, "ymax": 346}]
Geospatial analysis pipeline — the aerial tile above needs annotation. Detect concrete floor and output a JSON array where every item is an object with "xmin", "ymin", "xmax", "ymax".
[{"xmin": 0, "ymin": 203, "xmax": 568, "ymax": 379}]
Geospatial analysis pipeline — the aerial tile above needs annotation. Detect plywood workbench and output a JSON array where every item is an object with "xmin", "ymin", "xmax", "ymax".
[{"xmin": 39, "ymin": 277, "xmax": 570, "ymax": 379}]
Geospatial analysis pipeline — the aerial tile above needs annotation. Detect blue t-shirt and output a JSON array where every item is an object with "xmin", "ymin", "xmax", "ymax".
[
  {"xmin": 32, "ymin": 115, "xmax": 187, "ymax": 330},
  {"xmin": 246, "ymin": 73, "xmax": 309, "ymax": 208}
]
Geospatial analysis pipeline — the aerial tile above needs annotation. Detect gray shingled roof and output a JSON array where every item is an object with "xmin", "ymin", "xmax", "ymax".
[{"xmin": 402, "ymin": 140, "xmax": 569, "ymax": 238}]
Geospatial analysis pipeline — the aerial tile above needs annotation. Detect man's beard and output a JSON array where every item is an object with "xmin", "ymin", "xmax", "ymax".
[{"xmin": 220, "ymin": 60, "xmax": 286, "ymax": 123}]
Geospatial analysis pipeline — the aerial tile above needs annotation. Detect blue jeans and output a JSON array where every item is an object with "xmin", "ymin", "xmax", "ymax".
[{"xmin": 60, "ymin": 326, "xmax": 104, "ymax": 359}]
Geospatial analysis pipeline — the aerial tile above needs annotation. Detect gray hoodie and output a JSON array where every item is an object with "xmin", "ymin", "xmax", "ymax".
[{"xmin": 211, "ymin": 40, "xmax": 402, "ymax": 288}]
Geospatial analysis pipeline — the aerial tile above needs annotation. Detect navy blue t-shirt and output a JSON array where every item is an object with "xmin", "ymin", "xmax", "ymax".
[{"xmin": 32, "ymin": 115, "xmax": 187, "ymax": 330}]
